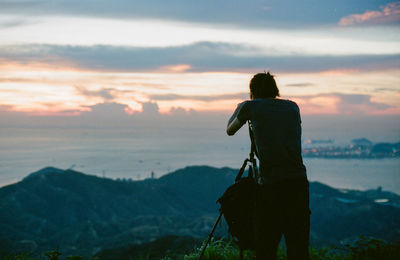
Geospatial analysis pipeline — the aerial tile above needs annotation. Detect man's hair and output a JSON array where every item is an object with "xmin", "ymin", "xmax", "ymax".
[{"xmin": 249, "ymin": 72, "xmax": 280, "ymax": 99}]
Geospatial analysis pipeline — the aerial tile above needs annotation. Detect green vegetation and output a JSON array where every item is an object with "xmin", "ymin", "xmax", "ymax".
[
  {"xmin": 6, "ymin": 238, "xmax": 399, "ymax": 260},
  {"xmin": 0, "ymin": 252, "xmax": 38, "ymax": 260},
  {"xmin": 184, "ymin": 239, "xmax": 255, "ymax": 260},
  {"xmin": 2, "ymin": 237, "xmax": 400, "ymax": 259},
  {"xmin": 184, "ymin": 237, "xmax": 400, "ymax": 260},
  {"xmin": 0, "ymin": 251, "xmax": 95, "ymax": 260}
]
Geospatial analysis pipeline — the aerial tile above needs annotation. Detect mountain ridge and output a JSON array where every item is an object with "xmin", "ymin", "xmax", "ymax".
[{"xmin": 1, "ymin": 166, "xmax": 399, "ymax": 256}]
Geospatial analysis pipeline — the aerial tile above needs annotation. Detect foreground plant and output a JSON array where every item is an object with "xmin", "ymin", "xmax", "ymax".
[{"xmin": 184, "ymin": 237, "xmax": 400, "ymax": 260}]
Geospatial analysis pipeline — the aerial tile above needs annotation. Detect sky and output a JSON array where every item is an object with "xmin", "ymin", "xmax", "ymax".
[
  {"xmin": 0, "ymin": 0, "xmax": 399, "ymax": 188},
  {"xmin": 0, "ymin": 0, "xmax": 399, "ymax": 132}
]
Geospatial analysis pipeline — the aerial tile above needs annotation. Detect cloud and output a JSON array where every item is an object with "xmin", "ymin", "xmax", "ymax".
[
  {"xmin": 1, "ymin": 96, "xmax": 399, "ymax": 135},
  {"xmin": 149, "ymin": 93, "xmax": 248, "ymax": 102},
  {"xmin": 1, "ymin": 43, "xmax": 399, "ymax": 73},
  {"xmin": 141, "ymin": 102, "xmax": 159, "ymax": 115},
  {"xmin": 374, "ymin": 87, "xmax": 400, "ymax": 93},
  {"xmin": 75, "ymin": 86, "xmax": 115, "ymax": 101},
  {"xmin": 285, "ymin": 83, "xmax": 315, "ymax": 88},
  {"xmin": 292, "ymin": 93, "xmax": 395, "ymax": 115},
  {"xmin": 0, "ymin": 1, "xmax": 397, "ymax": 28},
  {"xmin": 339, "ymin": 2, "xmax": 400, "ymax": 26},
  {"xmin": 168, "ymin": 107, "xmax": 195, "ymax": 116},
  {"xmin": 160, "ymin": 64, "xmax": 192, "ymax": 73},
  {"xmin": 336, "ymin": 93, "xmax": 392, "ymax": 114},
  {"xmin": 79, "ymin": 102, "xmax": 161, "ymax": 122},
  {"xmin": 81, "ymin": 102, "xmax": 129, "ymax": 117},
  {"xmin": 0, "ymin": 104, "xmax": 16, "ymax": 113},
  {"xmin": 0, "ymin": 17, "xmax": 33, "ymax": 28},
  {"xmin": 0, "ymin": 0, "xmax": 382, "ymax": 28}
]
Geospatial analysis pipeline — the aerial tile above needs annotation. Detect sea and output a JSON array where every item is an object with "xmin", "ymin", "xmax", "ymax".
[{"xmin": 0, "ymin": 127, "xmax": 399, "ymax": 194}]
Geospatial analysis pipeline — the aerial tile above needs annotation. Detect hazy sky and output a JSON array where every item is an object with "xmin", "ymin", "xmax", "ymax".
[
  {"xmin": 0, "ymin": 0, "xmax": 399, "ymax": 121},
  {"xmin": 0, "ymin": 1, "xmax": 399, "ymax": 188}
]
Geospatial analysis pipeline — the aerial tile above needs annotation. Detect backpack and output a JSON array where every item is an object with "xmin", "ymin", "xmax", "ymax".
[
  {"xmin": 218, "ymin": 158, "xmax": 257, "ymax": 250},
  {"xmin": 198, "ymin": 122, "xmax": 258, "ymax": 259}
]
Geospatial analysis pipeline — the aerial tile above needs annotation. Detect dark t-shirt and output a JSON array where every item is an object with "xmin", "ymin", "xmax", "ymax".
[{"xmin": 228, "ymin": 98, "xmax": 307, "ymax": 184}]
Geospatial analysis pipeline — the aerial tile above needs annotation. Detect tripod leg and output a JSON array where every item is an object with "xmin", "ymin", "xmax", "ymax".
[{"xmin": 198, "ymin": 212, "xmax": 223, "ymax": 260}]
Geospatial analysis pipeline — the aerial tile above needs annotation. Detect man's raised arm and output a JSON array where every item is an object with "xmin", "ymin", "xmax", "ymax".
[{"xmin": 226, "ymin": 102, "xmax": 247, "ymax": 136}]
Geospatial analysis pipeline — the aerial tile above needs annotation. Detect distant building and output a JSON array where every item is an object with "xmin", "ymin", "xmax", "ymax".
[{"xmin": 305, "ymin": 139, "xmax": 334, "ymax": 145}]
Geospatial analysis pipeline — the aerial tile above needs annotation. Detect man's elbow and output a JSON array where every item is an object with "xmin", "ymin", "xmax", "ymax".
[
  {"xmin": 226, "ymin": 128, "xmax": 234, "ymax": 136},
  {"xmin": 226, "ymin": 118, "xmax": 242, "ymax": 136}
]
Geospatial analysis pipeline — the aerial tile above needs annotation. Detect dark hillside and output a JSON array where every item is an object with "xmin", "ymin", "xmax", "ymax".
[{"xmin": 0, "ymin": 166, "xmax": 399, "ymax": 256}]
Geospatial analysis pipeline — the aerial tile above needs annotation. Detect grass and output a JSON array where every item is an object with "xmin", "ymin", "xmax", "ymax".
[
  {"xmin": 2, "ymin": 237, "xmax": 400, "ymax": 259},
  {"xmin": 184, "ymin": 237, "xmax": 400, "ymax": 260}
]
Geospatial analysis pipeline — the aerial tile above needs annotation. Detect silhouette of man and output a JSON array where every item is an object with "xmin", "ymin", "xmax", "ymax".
[{"xmin": 227, "ymin": 72, "xmax": 310, "ymax": 260}]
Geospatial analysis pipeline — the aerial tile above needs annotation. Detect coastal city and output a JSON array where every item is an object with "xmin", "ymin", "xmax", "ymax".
[{"xmin": 302, "ymin": 138, "xmax": 400, "ymax": 159}]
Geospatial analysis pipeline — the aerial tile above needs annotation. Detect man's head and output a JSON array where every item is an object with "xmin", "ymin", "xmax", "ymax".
[{"xmin": 249, "ymin": 72, "xmax": 280, "ymax": 99}]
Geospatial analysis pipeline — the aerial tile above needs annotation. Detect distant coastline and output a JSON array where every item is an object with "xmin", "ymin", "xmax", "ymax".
[{"xmin": 302, "ymin": 138, "xmax": 399, "ymax": 159}]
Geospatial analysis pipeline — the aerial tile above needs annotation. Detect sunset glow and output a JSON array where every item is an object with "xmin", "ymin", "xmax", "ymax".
[
  {"xmin": 1, "ymin": 63, "xmax": 399, "ymax": 116},
  {"xmin": 0, "ymin": 1, "xmax": 399, "ymax": 118}
]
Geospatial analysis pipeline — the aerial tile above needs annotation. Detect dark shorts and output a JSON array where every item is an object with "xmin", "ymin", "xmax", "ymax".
[{"xmin": 254, "ymin": 178, "xmax": 310, "ymax": 260}]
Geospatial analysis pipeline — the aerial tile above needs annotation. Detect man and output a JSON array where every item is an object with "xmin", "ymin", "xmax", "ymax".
[{"xmin": 226, "ymin": 72, "xmax": 310, "ymax": 260}]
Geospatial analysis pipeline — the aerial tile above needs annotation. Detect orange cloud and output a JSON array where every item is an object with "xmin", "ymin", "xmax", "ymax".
[
  {"xmin": 159, "ymin": 64, "xmax": 192, "ymax": 73},
  {"xmin": 290, "ymin": 96, "xmax": 340, "ymax": 115},
  {"xmin": 289, "ymin": 93, "xmax": 397, "ymax": 116},
  {"xmin": 6, "ymin": 103, "xmax": 86, "ymax": 116},
  {"xmin": 339, "ymin": 2, "xmax": 400, "ymax": 26},
  {"xmin": 0, "ymin": 59, "xmax": 85, "ymax": 73}
]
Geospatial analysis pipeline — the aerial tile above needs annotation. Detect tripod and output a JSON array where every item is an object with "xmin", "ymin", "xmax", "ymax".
[{"xmin": 198, "ymin": 122, "xmax": 258, "ymax": 260}]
